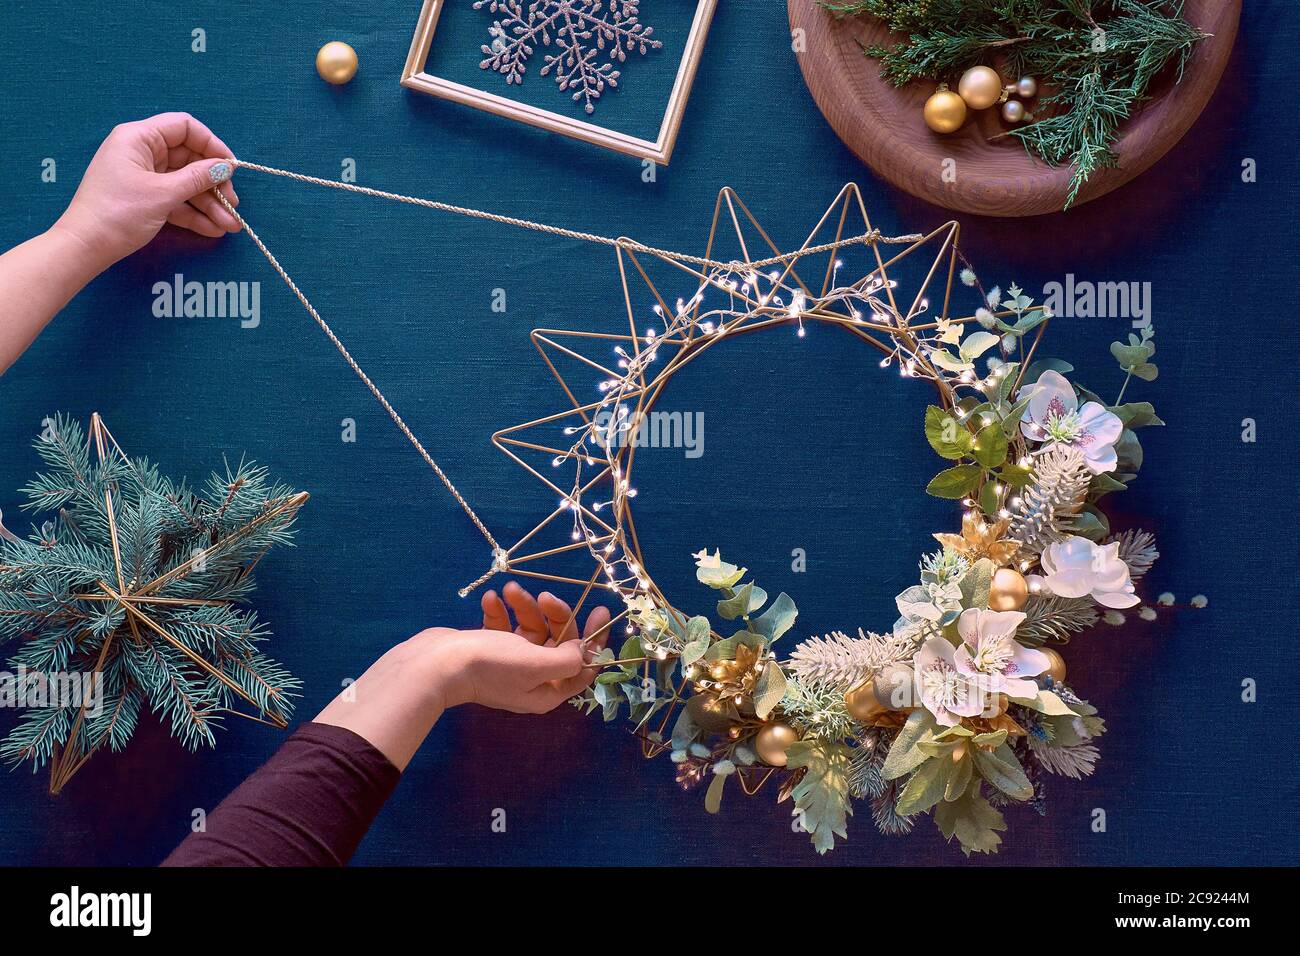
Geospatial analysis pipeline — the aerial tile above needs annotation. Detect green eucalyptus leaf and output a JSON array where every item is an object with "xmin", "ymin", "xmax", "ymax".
[
  {"xmin": 1130, "ymin": 362, "xmax": 1158, "ymax": 381},
  {"xmin": 959, "ymin": 331, "xmax": 1000, "ymax": 363},
  {"xmin": 1067, "ymin": 506, "xmax": 1109, "ymax": 541},
  {"xmin": 1109, "ymin": 402, "xmax": 1164, "ymax": 428},
  {"xmin": 929, "ymin": 349, "xmax": 973, "ymax": 373},
  {"xmin": 751, "ymin": 592, "xmax": 797, "ymax": 643},
  {"xmin": 717, "ymin": 582, "xmax": 756, "ymax": 620},
  {"xmin": 1022, "ymin": 358, "xmax": 1072, "ymax": 383}
]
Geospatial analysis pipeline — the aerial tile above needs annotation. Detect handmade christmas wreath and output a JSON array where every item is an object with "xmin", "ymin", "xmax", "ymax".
[
  {"xmin": 488, "ymin": 185, "xmax": 1173, "ymax": 855},
  {"xmin": 189, "ymin": 164, "xmax": 1186, "ymax": 856}
]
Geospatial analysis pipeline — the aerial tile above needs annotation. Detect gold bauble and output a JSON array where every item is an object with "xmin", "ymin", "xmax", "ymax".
[
  {"xmin": 988, "ymin": 567, "xmax": 1029, "ymax": 611},
  {"xmin": 316, "ymin": 41, "xmax": 359, "ymax": 85},
  {"xmin": 686, "ymin": 692, "xmax": 739, "ymax": 733},
  {"xmin": 872, "ymin": 662, "xmax": 915, "ymax": 710},
  {"xmin": 845, "ymin": 680, "xmax": 887, "ymax": 722},
  {"xmin": 1041, "ymin": 647, "xmax": 1067, "ymax": 685},
  {"xmin": 754, "ymin": 722, "xmax": 799, "ymax": 767},
  {"xmin": 957, "ymin": 65, "xmax": 1003, "ymax": 110},
  {"xmin": 923, "ymin": 90, "xmax": 967, "ymax": 134}
]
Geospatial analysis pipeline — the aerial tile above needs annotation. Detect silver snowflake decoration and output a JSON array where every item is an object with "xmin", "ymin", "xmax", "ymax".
[{"xmin": 474, "ymin": 0, "xmax": 663, "ymax": 115}]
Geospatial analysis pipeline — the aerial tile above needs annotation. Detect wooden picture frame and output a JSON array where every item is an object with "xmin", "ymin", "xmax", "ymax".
[{"xmin": 401, "ymin": 0, "xmax": 717, "ymax": 164}]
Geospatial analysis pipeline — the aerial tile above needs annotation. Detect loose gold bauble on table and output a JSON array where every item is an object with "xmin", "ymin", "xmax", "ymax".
[
  {"xmin": 923, "ymin": 89, "xmax": 967, "ymax": 134},
  {"xmin": 1041, "ymin": 647, "xmax": 1067, "ymax": 685},
  {"xmin": 957, "ymin": 66, "xmax": 1004, "ymax": 110},
  {"xmin": 316, "ymin": 41, "xmax": 358, "ymax": 85},
  {"xmin": 988, "ymin": 567, "xmax": 1030, "ymax": 611},
  {"xmin": 754, "ymin": 722, "xmax": 800, "ymax": 767},
  {"xmin": 845, "ymin": 680, "xmax": 887, "ymax": 722}
]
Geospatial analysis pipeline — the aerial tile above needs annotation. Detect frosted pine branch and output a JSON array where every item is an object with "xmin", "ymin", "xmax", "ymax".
[
  {"xmin": 1028, "ymin": 739, "xmax": 1100, "ymax": 779},
  {"xmin": 1111, "ymin": 528, "xmax": 1158, "ymax": 580},
  {"xmin": 787, "ymin": 629, "xmax": 913, "ymax": 689},
  {"xmin": 1016, "ymin": 593, "xmax": 1098, "ymax": 647}
]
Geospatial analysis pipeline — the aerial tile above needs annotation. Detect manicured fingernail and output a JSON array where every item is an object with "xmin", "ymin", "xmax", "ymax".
[{"xmin": 209, "ymin": 162, "xmax": 231, "ymax": 184}]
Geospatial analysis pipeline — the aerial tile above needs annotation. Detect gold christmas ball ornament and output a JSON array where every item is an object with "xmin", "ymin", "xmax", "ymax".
[
  {"xmin": 957, "ymin": 66, "xmax": 1003, "ymax": 110},
  {"xmin": 988, "ymin": 567, "xmax": 1030, "ymax": 611},
  {"xmin": 923, "ymin": 88, "xmax": 967, "ymax": 134},
  {"xmin": 872, "ymin": 662, "xmax": 915, "ymax": 710},
  {"xmin": 1016, "ymin": 75, "xmax": 1039, "ymax": 98},
  {"xmin": 1041, "ymin": 647, "xmax": 1067, "ymax": 685},
  {"xmin": 316, "ymin": 41, "xmax": 359, "ymax": 85},
  {"xmin": 844, "ymin": 680, "xmax": 887, "ymax": 722},
  {"xmin": 1001, "ymin": 100, "xmax": 1030, "ymax": 124},
  {"xmin": 754, "ymin": 722, "xmax": 799, "ymax": 767},
  {"xmin": 686, "ymin": 692, "xmax": 740, "ymax": 733}
]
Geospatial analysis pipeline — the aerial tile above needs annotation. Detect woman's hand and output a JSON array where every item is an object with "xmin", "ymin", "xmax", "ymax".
[
  {"xmin": 53, "ymin": 112, "xmax": 241, "ymax": 271},
  {"xmin": 313, "ymin": 584, "xmax": 611, "ymax": 769},
  {"xmin": 0, "ymin": 112, "xmax": 243, "ymax": 375}
]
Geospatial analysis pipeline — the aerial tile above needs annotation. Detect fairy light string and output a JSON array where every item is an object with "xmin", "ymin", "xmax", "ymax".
[{"xmin": 211, "ymin": 163, "xmax": 1031, "ymax": 618}]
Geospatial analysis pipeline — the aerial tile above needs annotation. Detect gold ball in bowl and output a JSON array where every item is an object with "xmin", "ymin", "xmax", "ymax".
[
  {"xmin": 923, "ymin": 90, "xmax": 967, "ymax": 134},
  {"xmin": 316, "ymin": 41, "xmax": 359, "ymax": 85},
  {"xmin": 988, "ymin": 567, "xmax": 1029, "ymax": 611},
  {"xmin": 957, "ymin": 65, "xmax": 1003, "ymax": 110},
  {"xmin": 754, "ymin": 722, "xmax": 799, "ymax": 767}
]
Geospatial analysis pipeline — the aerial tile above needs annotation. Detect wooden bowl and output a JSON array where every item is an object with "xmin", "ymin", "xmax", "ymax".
[{"xmin": 787, "ymin": 0, "xmax": 1240, "ymax": 217}]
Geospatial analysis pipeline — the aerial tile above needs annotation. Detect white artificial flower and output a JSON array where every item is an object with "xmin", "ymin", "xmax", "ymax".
[
  {"xmin": 912, "ymin": 637, "xmax": 984, "ymax": 727},
  {"xmin": 1018, "ymin": 370, "xmax": 1124, "ymax": 474},
  {"xmin": 954, "ymin": 608, "xmax": 1050, "ymax": 699},
  {"xmin": 1037, "ymin": 535, "xmax": 1140, "ymax": 608}
]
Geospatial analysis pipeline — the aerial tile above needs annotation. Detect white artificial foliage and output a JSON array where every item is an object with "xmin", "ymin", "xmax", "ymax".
[{"xmin": 787, "ymin": 629, "xmax": 914, "ymax": 690}]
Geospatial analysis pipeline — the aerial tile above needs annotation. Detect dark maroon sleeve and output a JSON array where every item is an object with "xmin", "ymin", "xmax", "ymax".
[{"xmin": 162, "ymin": 722, "xmax": 401, "ymax": 867}]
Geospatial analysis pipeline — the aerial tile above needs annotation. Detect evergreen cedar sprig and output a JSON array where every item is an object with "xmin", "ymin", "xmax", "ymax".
[
  {"xmin": 0, "ymin": 415, "xmax": 303, "ymax": 773},
  {"xmin": 826, "ymin": 0, "xmax": 1206, "ymax": 206}
]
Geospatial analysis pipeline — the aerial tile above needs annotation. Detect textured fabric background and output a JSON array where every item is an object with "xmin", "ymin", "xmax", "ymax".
[{"xmin": 0, "ymin": 1, "xmax": 1295, "ymax": 866}]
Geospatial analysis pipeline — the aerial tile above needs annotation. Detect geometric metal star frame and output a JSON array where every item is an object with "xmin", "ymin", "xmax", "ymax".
[
  {"xmin": 473, "ymin": 184, "xmax": 1054, "ymax": 761},
  {"xmin": 477, "ymin": 184, "xmax": 1014, "ymax": 632}
]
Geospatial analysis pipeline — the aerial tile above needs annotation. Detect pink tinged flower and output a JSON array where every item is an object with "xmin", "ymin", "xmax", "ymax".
[
  {"xmin": 1017, "ymin": 370, "xmax": 1123, "ymax": 473},
  {"xmin": 954, "ymin": 608, "xmax": 1049, "ymax": 700},
  {"xmin": 1040, "ymin": 536, "xmax": 1140, "ymax": 608},
  {"xmin": 913, "ymin": 637, "xmax": 984, "ymax": 726}
]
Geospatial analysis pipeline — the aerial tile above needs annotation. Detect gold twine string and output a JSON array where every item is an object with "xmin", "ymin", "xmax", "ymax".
[
  {"xmin": 224, "ymin": 159, "xmax": 893, "ymax": 269},
  {"xmin": 210, "ymin": 162, "xmax": 923, "ymax": 590}
]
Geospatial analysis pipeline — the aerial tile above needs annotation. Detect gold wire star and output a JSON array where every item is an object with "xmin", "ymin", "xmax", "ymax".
[{"xmin": 471, "ymin": 185, "xmax": 987, "ymax": 754}]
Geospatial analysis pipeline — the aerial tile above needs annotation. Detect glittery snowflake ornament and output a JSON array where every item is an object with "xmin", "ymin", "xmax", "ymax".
[{"xmin": 474, "ymin": 0, "xmax": 662, "ymax": 114}]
